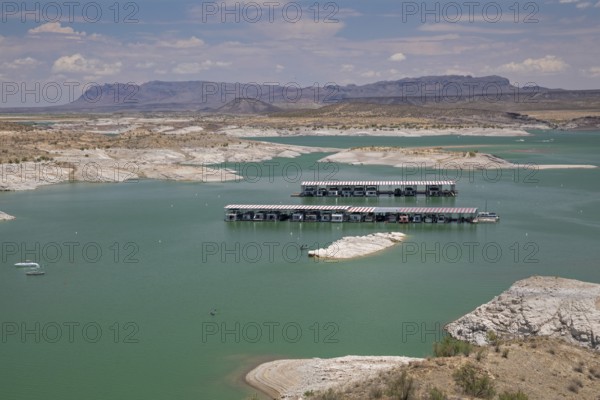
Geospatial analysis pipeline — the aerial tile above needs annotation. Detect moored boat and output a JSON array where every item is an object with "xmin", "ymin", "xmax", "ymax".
[
  {"xmin": 14, "ymin": 261, "xmax": 40, "ymax": 268},
  {"xmin": 474, "ymin": 212, "xmax": 500, "ymax": 223}
]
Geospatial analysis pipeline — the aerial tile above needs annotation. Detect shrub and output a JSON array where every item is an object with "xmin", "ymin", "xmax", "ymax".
[
  {"xmin": 486, "ymin": 331, "xmax": 499, "ymax": 345},
  {"xmin": 502, "ymin": 348, "xmax": 509, "ymax": 358},
  {"xmin": 567, "ymin": 382, "xmax": 579, "ymax": 393},
  {"xmin": 388, "ymin": 370, "xmax": 415, "ymax": 400},
  {"xmin": 589, "ymin": 366, "xmax": 600, "ymax": 379},
  {"xmin": 452, "ymin": 363, "xmax": 496, "ymax": 399},
  {"xmin": 475, "ymin": 348, "xmax": 487, "ymax": 362},
  {"xmin": 498, "ymin": 390, "xmax": 529, "ymax": 400},
  {"xmin": 433, "ymin": 336, "xmax": 473, "ymax": 357},
  {"xmin": 429, "ymin": 387, "xmax": 447, "ymax": 400},
  {"xmin": 315, "ymin": 388, "xmax": 343, "ymax": 400},
  {"xmin": 369, "ymin": 385, "xmax": 383, "ymax": 398}
]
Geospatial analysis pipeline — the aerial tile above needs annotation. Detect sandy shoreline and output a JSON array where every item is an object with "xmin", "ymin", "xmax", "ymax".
[
  {"xmin": 308, "ymin": 232, "xmax": 406, "ymax": 260},
  {"xmin": 0, "ymin": 142, "xmax": 338, "ymax": 191},
  {"xmin": 221, "ymin": 126, "xmax": 531, "ymax": 138},
  {"xmin": 319, "ymin": 147, "xmax": 597, "ymax": 170},
  {"xmin": 0, "ymin": 211, "xmax": 15, "ymax": 221},
  {"xmin": 245, "ymin": 356, "xmax": 422, "ymax": 399}
]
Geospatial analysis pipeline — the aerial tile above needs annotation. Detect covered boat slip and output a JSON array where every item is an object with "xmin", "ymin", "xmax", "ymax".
[
  {"xmin": 297, "ymin": 180, "xmax": 457, "ymax": 197},
  {"xmin": 224, "ymin": 205, "xmax": 478, "ymax": 223}
]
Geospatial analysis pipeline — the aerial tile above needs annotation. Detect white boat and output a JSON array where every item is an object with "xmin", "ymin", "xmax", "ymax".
[
  {"xmin": 26, "ymin": 269, "xmax": 45, "ymax": 276},
  {"xmin": 475, "ymin": 212, "xmax": 500, "ymax": 223},
  {"xmin": 15, "ymin": 261, "xmax": 40, "ymax": 268}
]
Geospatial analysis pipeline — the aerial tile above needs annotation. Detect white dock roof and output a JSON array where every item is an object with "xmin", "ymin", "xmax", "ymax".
[
  {"xmin": 225, "ymin": 204, "xmax": 351, "ymax": 211},
  {"xmin": 225, "ymin": 205, "xmax": 477, "ymax": 214},
  {"xmin": 301, "ymin": 180, "xmax": 456, "ymax": 186},
  {"xmin": 369, "ymin": 207, "xmax": 477, "ymax": 214}
]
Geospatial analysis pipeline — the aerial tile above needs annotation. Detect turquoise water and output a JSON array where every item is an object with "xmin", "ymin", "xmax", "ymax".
[{"xmin": 1, "ymin": 131, "xmax": 599, "ymax": 399}]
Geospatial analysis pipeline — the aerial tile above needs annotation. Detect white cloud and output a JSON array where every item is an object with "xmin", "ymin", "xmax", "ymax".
[
  {"xmin": 157, "ymin": 36, "xmax": 204, "ymax": 48},
  {"xmin": 419, "ymin": 24, "xmax": 524, "ymax": 35},
  {"xmin": 497, "ymin": 55, "xmax": 569, "ymax": 74},
  {"xmin": 1, "ymin": 57, "xmax": 41, "ymax": 69},
  {"xmin": 275, "ymin": 64, "xmax": 285, "ymax": 72},
  {"xmin": 341, "ymin": 64, "xmax": 354, "ymax": 72},
  {"xmin": 28, "ymin": 22, "xmax": 85, "ymax": 36},
  {"xmin": 360, "ymin": 70, "xmax": 381, "ymax": 78},
  {"xmin": 52, "ymin": 54, "xmax": 122, "ymax": 76},
  {"xmin": 559, "ymin": 0, "xmax": 594, "ymax": 7},
  {"xmin": 136, "ymin": 62, "xmax": 156, "ymax": 69},
  {"xmin": 582, "ymin": 67, "xmax": 600, "ymax": 77},
  {"xmin": 253, "ymin": 19, "xmax": 344, "ymax": 40},
  {"xmin": 389, "ymin": 53, "xmax": 406, "ymax": 62},
  {"xmin": 172, "ymin": 60, "xmax": 231, "ymax": 74}
]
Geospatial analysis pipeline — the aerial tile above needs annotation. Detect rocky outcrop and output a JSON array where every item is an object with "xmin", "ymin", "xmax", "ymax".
[
  {"xmin": 0, "ymin": 211, "xmax": 15, "ymax": 221},
  {"xmin": 446, "ymin": 276, "xmax": 600, "ymax": 350},
  {"xmin": 308, "ymin": 232, "xmax": 405, "ymax": 259}
]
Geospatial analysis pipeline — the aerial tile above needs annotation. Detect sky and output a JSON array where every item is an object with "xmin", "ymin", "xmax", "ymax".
[{"xmin": 1, "ymin": 0, "xmax": 600, "ymax": 106}]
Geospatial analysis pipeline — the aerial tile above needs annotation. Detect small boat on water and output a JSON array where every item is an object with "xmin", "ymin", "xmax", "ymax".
[
  {"xmin": 14, "ymin": 261, "xmax": 40, "ymax": 268},
  {"xmin": 474, "ymin": 212, "xmax": 500, "ymax": 223},
  {"xmin": 26, "ymin": 269, "xmax": 45, "ymax": 276}
]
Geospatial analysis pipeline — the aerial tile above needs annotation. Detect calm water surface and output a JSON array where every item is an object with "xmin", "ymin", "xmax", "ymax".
[{"xmin": 1, "ymin": 130, "xmax": 599, "ymax": 399}]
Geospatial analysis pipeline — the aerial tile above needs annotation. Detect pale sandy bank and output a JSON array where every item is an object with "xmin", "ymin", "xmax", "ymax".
[
  {"xmin": 220, "ymin": 126, "xmax": 530, "ymax": 137},
  {"xmin": 245, "ymin": 356, "xmax": 422, "ymax": 399},
  {"xmin": 0, "ymin": 211, "xmax": 15, "ymax": 221},
  {"xmin": 308, "ymin": 232, "xmax": 405, "ymax": 260},
  {"xmin": 0, "ymin": 142, "xmax": 338, "ymax": 191},
  {"xmin": 320, "ymin": 147, "xmax": 597, "ymax": 170}
]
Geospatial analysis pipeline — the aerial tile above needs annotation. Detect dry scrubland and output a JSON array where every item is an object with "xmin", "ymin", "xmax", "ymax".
[
  {"xmin": 0, "ymin": 120, "xmax": 238, "ymax": 165},
  {"xmin": 248, "ymin": 337, "xmax": 600, "ymax": 400},
  {"xmin": 0, "ymin": 119, "xmax": 338, "ymax": 190},
  {"xmin": 246, "ymin": 276, "xmax": 600, "ymax": 399},
  {"xmin": 239, "ymin": 103, "xmax": 537, "ymax": 131},
  {"xmin": 0, "ymin": 104, "xmax": 596, "ymax": 191}
]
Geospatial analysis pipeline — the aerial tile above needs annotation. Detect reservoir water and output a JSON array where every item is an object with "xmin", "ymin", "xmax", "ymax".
[{"xmin": 1, "ymin": 130, "xmax": 599, "ymax": 399}]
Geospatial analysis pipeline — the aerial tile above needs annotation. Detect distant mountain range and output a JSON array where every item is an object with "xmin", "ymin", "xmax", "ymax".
[{"xmin": 2, "ymin": 75, "xmax": 600, "ymax": 114}]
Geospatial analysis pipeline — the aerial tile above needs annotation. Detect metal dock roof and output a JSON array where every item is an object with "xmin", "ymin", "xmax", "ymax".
[
  {"xmin": 225, "ymin": 205, "xmax": 477, "ymax": 214},
  {"xmin": 225, "ymin": 204, "xmax": 351, "ymax": 211},
  {"xmin": 301, "ymin": 180, "xmax": 456, "ymax": 186},
  {"xmin": 348, "ymin": 207, "xmax": 477, "ymax": 214}
]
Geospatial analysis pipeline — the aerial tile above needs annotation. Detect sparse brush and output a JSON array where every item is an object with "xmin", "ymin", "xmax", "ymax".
[
  {"xmin": 475, "ymin": 348, "xmax": 487, "ymax": 362},
  {"xmin": 315, "ymin": 388, "xmax": 344, "ymax": 400},
  {"xmin": 369, "ymin": 385, "xmax": 383, "ymax": 399},
  {"xmin": 428, "ymin": 387, "xmax": 447, "ymax": 400},
  {"xmin": 452, "ymin": 363, "xmax": 496, "ymax": 399},
  {"xmin": 433, "ymin": 336, "xmax": 473, "ymax": 357},
  {"xmin": 498, "ymin": 390, "xmax": 529, "ymax": 400},
  {"xmin": 589, "ymin": 366, "xmax": 600, "ymax": 379},
  {"xmin": 387, "ymin": 370, "xmax": 415, "ymax": 400}
]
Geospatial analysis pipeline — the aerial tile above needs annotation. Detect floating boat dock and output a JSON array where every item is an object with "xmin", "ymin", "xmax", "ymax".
[
  {"xmin": 224, "ymin": 205, "xmax": 484, "ymax": 223},
  {"xmin": 295, "ymin": 180, "xmax": 457, "ymax": 197}
]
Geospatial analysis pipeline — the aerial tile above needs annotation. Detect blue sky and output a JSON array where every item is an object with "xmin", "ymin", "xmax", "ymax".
[{"xmin": 1, "ymin": 0, "xmax": 600, "ymax": 105}]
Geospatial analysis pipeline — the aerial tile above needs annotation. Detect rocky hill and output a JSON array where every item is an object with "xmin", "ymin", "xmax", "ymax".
[
  {"xmin": 446, "ymin": 276, "xmax": 600, "ymax": 350},
  {"xmin": 216, "ymin": 98, "xmax": 281, "ymax": 114}
]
